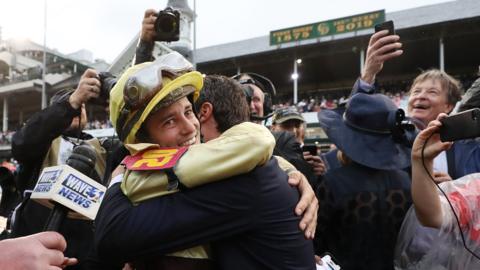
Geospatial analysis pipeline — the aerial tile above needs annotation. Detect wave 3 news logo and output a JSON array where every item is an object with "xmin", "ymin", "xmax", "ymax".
[
  {"xmin": 33, "ymin": 169, "xmax": 62, "ymax": 193},
  {"xmin": 58, "ymin": 174, "xmax": 105, "ymax": 209}
]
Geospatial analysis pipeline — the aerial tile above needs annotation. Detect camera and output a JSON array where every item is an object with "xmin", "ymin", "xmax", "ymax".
[
  {"xmin": 390, "ymin": 109, "xmax": 417, "ymax": 147},
  {"xmin": 93, "ymin": 72, "xmax": 117, "ymax": 106},
  {"xmin": 154, "ymin": 7, "xmax": 180, "ymax": 42}
]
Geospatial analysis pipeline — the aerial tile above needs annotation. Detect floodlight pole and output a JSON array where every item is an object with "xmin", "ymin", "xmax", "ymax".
[
  {"xmin": 41, "ymin": 0, "xmax": 48, "ymax": 109},
  {"xmin": 192, "ymin": 0, "xmax": 197, "ymax": 69}
]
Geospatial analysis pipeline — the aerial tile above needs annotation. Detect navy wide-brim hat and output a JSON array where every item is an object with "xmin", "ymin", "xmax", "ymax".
[{"xmin": 318, "ymin": 93, "xmax": 411, "ymax": 170}]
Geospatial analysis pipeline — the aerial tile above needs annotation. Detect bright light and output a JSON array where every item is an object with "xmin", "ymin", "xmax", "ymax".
[
  {"xmin": 296, "ymin": 59, "xmax": 302, "ymax": 64},
  {"xmin": 291, "ymin": 73, "xmax": 299, "ymax": 80}
]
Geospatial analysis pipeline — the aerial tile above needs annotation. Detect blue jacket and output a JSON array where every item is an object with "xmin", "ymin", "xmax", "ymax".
[{"xmin": 448, "ymin": 139, "xmax": 480, "ymax": 179}]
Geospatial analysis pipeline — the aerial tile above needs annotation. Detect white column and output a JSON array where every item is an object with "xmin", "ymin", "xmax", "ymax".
[
  {"xmin": 41, "ymin": 0, "xmax": 48, "ymax": 109},
  {"xmin": 192, "ymin": 0, "xmax": 197, "ymax": 69},
  {"xmin": 236, "ymin": 66, "xmax": 241, "ymax": 76},
  {"xmin": 293, "ymin": 59, "xmax": 298, "ymax": 104},
  {"xmin": 439, "ymin": 38, "xmax": 445, "ymax": 71},
  {"xmin": 360, "ymin": 49, "xmax": 365, "ymax": 72},
  {"xmin": 3, "ymin": 97, "xmax": 8, "ymax": 132}
]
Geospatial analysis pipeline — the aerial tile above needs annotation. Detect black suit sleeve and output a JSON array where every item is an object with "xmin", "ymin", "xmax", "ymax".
[
  {"xmin": 12, "ymin": 99, "xmax": 80, "ymax": 163},
  {"xmin": 94, "ymin": 175, "xmax": 258, "ymax": 265},
  {"xmin": 12, "ymin": 99, "xmax": 80, "ymax": 191},
  {"xmin": 134, "ymin": 40, "xmax": 155, "ymax": 65}
]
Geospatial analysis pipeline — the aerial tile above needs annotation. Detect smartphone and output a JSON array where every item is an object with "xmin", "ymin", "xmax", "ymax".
[
  {"xmin": 302, "ymin": 144, "xmax": 318, "ymax": 156},
  {"xmin": 316, "ymin": 253, "xmax": 341, "ymax": 270},
  {"xmin": 374, "ymin": 20, "xmax": 395, "ymax": 35},
  {"xmin": 374, "ymin": 20, "xmax": 396, "ymax": 54},
  {"xmin": 439, "ymin": 108, "xmax": 480, "ymax": 142}
]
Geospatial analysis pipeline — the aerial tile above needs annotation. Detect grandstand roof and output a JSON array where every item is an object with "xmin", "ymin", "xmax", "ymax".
[
  {"xmin": 0, "ymin": 73, "xmax": 71, "ymax": 94},
  {"xmin": 3, "ymin": 39, "xmax": 91, "ymax": 70},
  {"xmin": 0, "ymin": 51, "xmax": 42, "ymax": 71},
  {"xmin": 194, "ymin": 0, "xmax": 480, "ymax": 63}
]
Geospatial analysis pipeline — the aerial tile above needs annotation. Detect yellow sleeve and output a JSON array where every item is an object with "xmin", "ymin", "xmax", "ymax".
[
  {"xmin": 121, "ymin": 170, "xmax": 176, "ymax": 203},
  {"xmin": 176, "ymin": 122, "xmax": 275, "ymax": 187},
  {"xmin": 121, "ymin": 122, "xmax": 275, "ymax": 202}
]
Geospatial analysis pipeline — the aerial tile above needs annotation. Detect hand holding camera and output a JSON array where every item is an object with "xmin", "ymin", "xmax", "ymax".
[
  {"xmin": 140, "ymin": 9, "xmax": 158, "ymax": 43},
  {"xmin": 69, "ymin": 69, "xmax": 102, "ymax": 109},
  {"xmin": 141, "ymin": 7, "xmax": 180, "ymax": 43}
]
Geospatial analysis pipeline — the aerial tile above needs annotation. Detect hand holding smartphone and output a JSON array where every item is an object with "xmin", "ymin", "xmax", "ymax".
[
  {"xmin": 374, "ymin": 20, "xmax": 395, "ymax": 35},
  {"xmin": 302, "ymin": 144, "xmax": 318, "ymax": 156},
  {"xmin": 374, "ymin": 20, "xmax": 396, "ymax": 54},
  {"xmin": 439, "ymin": 108, "xmax": 480, "ymax": 142}
]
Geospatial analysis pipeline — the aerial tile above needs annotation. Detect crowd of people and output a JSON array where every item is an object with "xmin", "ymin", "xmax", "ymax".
[
  {"xmin": 85, "ymin": 119, "xmax": 112, "ymax": 130},
  {"xmin": 0, "ymin": 131, "xmax": 14, "ymax": 146},
  {"xmin": 0, "ymin": 7, "xmax": 479, "ymax": 270},
  {"xmin": 274, "ymin": 92, "xmax": 404, "ymax": 113}
]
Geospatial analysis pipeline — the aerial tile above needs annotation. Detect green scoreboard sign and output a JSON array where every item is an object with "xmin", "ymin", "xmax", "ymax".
[{"xmin": 270, "ymin": 10, "xmax": 385, "ymax": 45}]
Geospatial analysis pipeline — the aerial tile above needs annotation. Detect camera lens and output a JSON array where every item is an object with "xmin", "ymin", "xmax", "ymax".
[
  {"xmin": 158, "ymin": 17, "xmax": 176, "ymax": 33},
  {"xmin": 154, "ymin": 8, "xmax": 180, "ymax": 42}
]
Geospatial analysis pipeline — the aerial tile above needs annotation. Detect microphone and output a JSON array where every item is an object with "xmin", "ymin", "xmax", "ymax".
[{"xmin": 30, "ymin": 144, "xmax": 106, "ymax": 231}]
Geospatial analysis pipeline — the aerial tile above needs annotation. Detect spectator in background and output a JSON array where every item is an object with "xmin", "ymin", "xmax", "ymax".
[
  {"xmin": 395, "ymin": 67, "xmax": 480, "ymax": 270},
  {"xmin": 353, "ymin": 29, "xmax": 480, "ymax": 180},
  {"xmin": 232, "ymin": 72, "xmax": 328, "ymax": 186},
  {"xmin": 271, "ymin": 107, "xmax": 319, "ymax": 187},
  {"xmin": 315, "ymin": 92, "xmax": 413, "ymax": 270},
  {"xmin": 271, "ymin": 107, "xmax": 306, "ymax": 145},
  {"xmin": 232, "ymin": 72, "xmax": 276, "ymax": 124}
]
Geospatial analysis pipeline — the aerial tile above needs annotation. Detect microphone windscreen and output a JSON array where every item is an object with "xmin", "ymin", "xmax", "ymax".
[{"xmin": 66, "ymin": 144, "xmax": 97, "ymax": 177}]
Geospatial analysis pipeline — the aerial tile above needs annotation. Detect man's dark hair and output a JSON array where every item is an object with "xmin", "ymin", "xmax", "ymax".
[{"xmin": 195, "ymin": 75, "xmax": 249, "ymax": 133}]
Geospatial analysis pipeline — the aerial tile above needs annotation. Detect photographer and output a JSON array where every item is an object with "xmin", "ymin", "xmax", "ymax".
[
  {"xmin": 394, "ymin": 113, "xmax": 480, "ymax": 269},
  {"xmin": 134, "ymin": 8, "xmax": 180, "ymax": 65},
  {"xmin": 134, "ymin": 9, "xmax": 157, "ymax": 65},
  {"xmin": 10, "ymin": 68, "xmax": 108, "ymax": 270}
]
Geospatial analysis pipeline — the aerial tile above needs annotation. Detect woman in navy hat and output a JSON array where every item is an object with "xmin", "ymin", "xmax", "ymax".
[{"xmin": 314, "ymin": 92, "xmax": 414, "ymax": 270}]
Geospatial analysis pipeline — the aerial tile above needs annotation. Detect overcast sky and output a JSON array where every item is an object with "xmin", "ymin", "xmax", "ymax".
[{"xmin": 0, "ymin": 0, "xmax": 451, "ymax": 63}]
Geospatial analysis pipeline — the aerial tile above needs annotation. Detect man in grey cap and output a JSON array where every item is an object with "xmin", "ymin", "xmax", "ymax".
[
  {"xmin": 270, "ymin": 107, "xmax": 319, "ymax": 187},
  {"xmin": 271, "ymin": 107, "xmax": 307, "ymax": 145}
]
